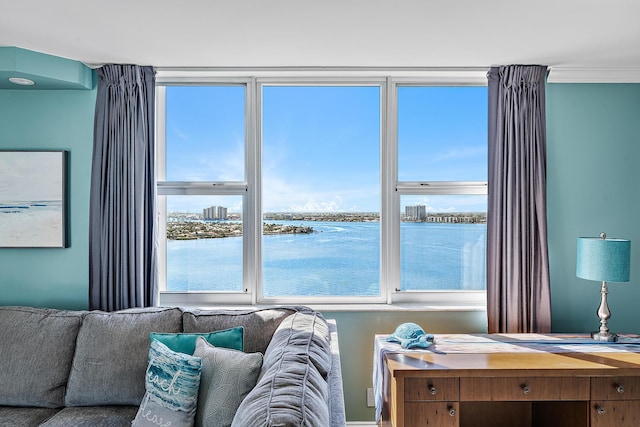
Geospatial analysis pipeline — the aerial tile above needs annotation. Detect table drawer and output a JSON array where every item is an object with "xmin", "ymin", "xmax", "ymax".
[
  {"xmin": 460, "ymin": 377, "xmax": 590, "ymax": 401},
  {"xmin": 404, "ymin": 402, "xmax": 459, "ymax": 427},
  {"xmin": 591, "ymin": 400, "xmax": 640, "ymax": 427},
  {"xmin": 591, "ymin": 377, "xmax": 640, "ymax": 400},
  {"xmin": 405, "ymin": 377, "xmax": 459, "ymax": 401}
]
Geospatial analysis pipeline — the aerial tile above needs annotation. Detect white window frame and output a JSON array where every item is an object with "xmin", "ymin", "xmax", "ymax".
[
  {"xmin": 156, "ymin": 78, "xmax": 255, "ymax": 306},
  {"xmin": 156, "ymin": 69, "xmax": 488, "ymax": 308}
]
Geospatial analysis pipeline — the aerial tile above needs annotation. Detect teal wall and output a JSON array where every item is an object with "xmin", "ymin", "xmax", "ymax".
[
  {"xmin": 0, "ymin": 87, "xmax": 97, "ymax": 309},
  {"xmin": 0, "ymin": 47, "xmax": 93, "ymax": 90},
  {"xmin": 546, "ymin": 83, "xmax": 640, "ymax": 334},
  {"xmin": 1, "ymin": 75, "xmax": 639, "ymax": 421}
]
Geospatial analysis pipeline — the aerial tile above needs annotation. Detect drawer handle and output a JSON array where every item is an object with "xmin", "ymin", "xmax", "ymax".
[
  {"xmin": 596, "ymin": 406, "xmax": 606, "ymax": 415},
  {"xmin": 615, "ymin": 384, "xmax": 625, "ymax": 394},
  {"xmin": 521, "ymin": 384, "xmax": 530, "ymax": 395},
  {"xmin": 429, "ymin": 385, "xmax": 437, "ymax": 395},
  {"xmin": 448, "ymin": 406, "xmax": 456, "ymax": 417}
]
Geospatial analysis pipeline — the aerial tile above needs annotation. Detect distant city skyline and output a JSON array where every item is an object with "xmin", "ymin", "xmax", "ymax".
[{"xmin": 168, "ymin": 209, "xmax": 487, "ymax": 221}]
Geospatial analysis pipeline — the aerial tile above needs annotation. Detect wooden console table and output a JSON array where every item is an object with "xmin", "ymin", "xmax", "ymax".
[{"xmin": 375, "ymin": 334, "xmax": 640, "ymax": 427}]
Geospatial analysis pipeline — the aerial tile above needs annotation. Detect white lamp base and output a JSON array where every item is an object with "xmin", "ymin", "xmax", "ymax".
[{"xmin": 592, "ymin": 331, "xmax": 618, "ymax": 342}]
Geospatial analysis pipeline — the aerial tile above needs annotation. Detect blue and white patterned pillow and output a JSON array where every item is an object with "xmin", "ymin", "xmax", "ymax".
[{"xmin": 132, "ymin": 339, "xmax": 202, "ymax": 427}]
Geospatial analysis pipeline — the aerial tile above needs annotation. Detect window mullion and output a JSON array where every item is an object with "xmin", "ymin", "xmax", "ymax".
[
  {"xmin": 155, "ymin": 86, "xmax": 167, "ymax": 292},
  {"xmin": 395, "ymin": 182, "xmax": 488, "ymax": 195},
  {"xmin": 381, "ymin": 78, "xmax": 399, "ymax": 303},
  {"xmin": 246, "ymin": 78, "xmax": 260, "ymax": 303}
]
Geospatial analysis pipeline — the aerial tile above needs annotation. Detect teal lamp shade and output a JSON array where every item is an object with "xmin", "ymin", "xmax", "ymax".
[{"xmin": 576, "ymin": 236, "xmax": 631, "ymax": 283}]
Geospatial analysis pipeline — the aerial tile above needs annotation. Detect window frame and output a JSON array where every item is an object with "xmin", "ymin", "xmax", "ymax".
[
  {"xmin": 156, "ymin": 70, "xmax": 488, "ymax": 308},
  {"xmin": 156, "ymin": 79, "xmax": 255, "ymax": 306}
]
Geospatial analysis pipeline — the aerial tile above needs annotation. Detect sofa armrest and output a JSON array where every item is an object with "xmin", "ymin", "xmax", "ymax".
[
  {"xmin": 327, "ymin": 319, "xmax": 347, "ymax": 427},
  {"xmin": 231, "ymin": 310, "xmax": 345, "ymax": 426}
]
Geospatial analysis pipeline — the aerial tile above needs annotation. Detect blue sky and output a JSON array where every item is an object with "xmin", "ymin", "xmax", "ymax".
[{"xmin": 165, "ymin": 85, "xmax": 487, "ymax": 214}]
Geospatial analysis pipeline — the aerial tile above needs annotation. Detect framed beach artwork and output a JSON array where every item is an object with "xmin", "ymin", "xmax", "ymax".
[{"xmin": 0, "ymin": 150, "xmax": 67, "ymax": 248}]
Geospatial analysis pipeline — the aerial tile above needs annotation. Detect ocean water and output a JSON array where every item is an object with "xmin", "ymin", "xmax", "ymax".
[{"xmin": 167, "ymin": 220, "xmax": 487, "ymax": 296}]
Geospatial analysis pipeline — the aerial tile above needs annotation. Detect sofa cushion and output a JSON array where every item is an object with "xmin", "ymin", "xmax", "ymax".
[
  {"xmin": 193, "ymin": 337, "xmax": 263, "ymax": 427},
  {"xmin": 132, "ymin": 340, "xmax": 202, "ymax": 427},
  {"xmin": 151, "ymin": 327, "xmax": 244, "ymax": 355},
  {"xmin": 65, "ymin": 307, "xmax": 183, "ymax": 406},
  {"xmin": 0, "ymin": 306, "xmax": 84, "ymax": 408},
  {"xmin": 230, "ymin": 311, "xmax": 331, "ymax": 427},
  {"xmin": 38, "ymin": 406, "xmax": 139, "ymax": 427},
  {"xmin": 0, "ymin": 406, "xmax": 61, "ymax": 427},
  {"xmin": 182, "ymin": 307, "xmax": 304, "ymax": 353}
]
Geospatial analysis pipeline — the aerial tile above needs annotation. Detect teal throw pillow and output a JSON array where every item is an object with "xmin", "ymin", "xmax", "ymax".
[
  {"xmin": 151, "ymin": 327, "xmax": 244, "ymax": 355},
  {"xmin": 132, "ymin": 339, "xmax": 202, "ymax": 427},
  {"xmin": 193, "ymin": 337, "xmax": 263, "ymax": 427}
]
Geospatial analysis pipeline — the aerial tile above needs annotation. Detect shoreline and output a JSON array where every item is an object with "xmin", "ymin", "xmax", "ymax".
[
  {"xmin": 166, "ymin": 215, "xmax": 487, "ymax": 241},
  {"xmin": 167, "ymin": 221, "xmax": 314, "ymax": 240}
]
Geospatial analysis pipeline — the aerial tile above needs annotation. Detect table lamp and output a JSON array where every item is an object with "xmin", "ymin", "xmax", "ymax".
[{"xmin": 576, "ymin": 232, "xmax": 631, "ymax": 342}]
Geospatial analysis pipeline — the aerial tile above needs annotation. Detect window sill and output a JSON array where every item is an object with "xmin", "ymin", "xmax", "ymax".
[
  {"xmin": 158, "ymin": 297, "xmax": 486, "ymax": 313},
  {"xmin": 306, "ymin": 302, "xmax": 487, "ymax": 312}
]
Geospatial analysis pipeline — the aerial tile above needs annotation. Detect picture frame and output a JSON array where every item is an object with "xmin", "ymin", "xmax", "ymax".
[{"xmin": 0, "ymin": 150, "xmax": 68, "ymax": 248}]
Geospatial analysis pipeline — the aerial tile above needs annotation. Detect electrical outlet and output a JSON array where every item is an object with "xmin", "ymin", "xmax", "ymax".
[{"xmin": 366, "ymin": 387, "xmax": 375, "ymax": 407}]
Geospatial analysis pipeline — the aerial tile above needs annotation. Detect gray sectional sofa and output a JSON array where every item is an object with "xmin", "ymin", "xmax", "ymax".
[{"xmin": 0, "ymin": 305, "xmax": 346, "ymax": 427}]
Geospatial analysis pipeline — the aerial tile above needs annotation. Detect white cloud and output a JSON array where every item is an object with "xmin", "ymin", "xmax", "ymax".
[
  {"xmin": 289, "ymin": 196, "xmax": 344, "ymax": 213},
  {"xmin": 170, "ymin": 125, "xmax": 189, "ymax": 141},
  {"xmin": 431, "ymin": 145, "xmax": 485, "ymax": 163}
]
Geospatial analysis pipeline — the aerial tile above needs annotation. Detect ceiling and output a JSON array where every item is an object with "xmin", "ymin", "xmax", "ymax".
[{"xmin": 1, "ymin": 0, "xmax": 639, "ymax": 70}]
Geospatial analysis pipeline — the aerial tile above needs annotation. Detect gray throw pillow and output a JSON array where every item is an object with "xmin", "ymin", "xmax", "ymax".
[
  {"xmin": 65, "ymin": 307, "xmax": 183, "ymax": 406},
  {"xmin": 193, "ymin": 337, "xmax": 263, "ymax": 427},
  {"xmin": 132, "ymin": 339, "xmax": 202, "ymax": 427}
]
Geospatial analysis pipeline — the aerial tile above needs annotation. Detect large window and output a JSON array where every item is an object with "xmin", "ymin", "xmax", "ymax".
[{"xmin": 156, "ymin": 72, "xmax": 487, "ymax": 306}]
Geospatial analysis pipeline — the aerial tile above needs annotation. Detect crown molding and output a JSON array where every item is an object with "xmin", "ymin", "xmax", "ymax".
[{"xmin": 548, "ymin": 67, "xmax": 640, "ymax": 83}]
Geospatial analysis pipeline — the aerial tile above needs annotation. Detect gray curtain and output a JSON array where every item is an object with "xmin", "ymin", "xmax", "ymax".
[
  {"xmin": 89, "ymin": 65, "xmax": 157, "ymax": 311},
  {"xmin": 487, "ymin": 65, "xmax": 551, "ymax": 333}
]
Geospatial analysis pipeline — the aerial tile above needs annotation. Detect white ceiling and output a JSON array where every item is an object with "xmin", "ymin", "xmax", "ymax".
[{"xmin": 1, "ymin": 0, "xmax": 639, "ymax": 70}]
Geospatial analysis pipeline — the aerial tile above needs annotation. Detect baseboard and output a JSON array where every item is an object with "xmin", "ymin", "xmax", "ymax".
[{"xmin": 347, "ymin": 422, "xmax": 377, "ymax": 427}]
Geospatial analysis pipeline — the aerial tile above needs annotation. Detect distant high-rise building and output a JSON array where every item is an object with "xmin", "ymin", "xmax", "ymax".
[
  {"xmin": 203, "ymin": 206, "xmax": 228, "ymax": 220},
  {"xmin": 405, "ymin": 205, "xmax": 426, "ymax": 221}
]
